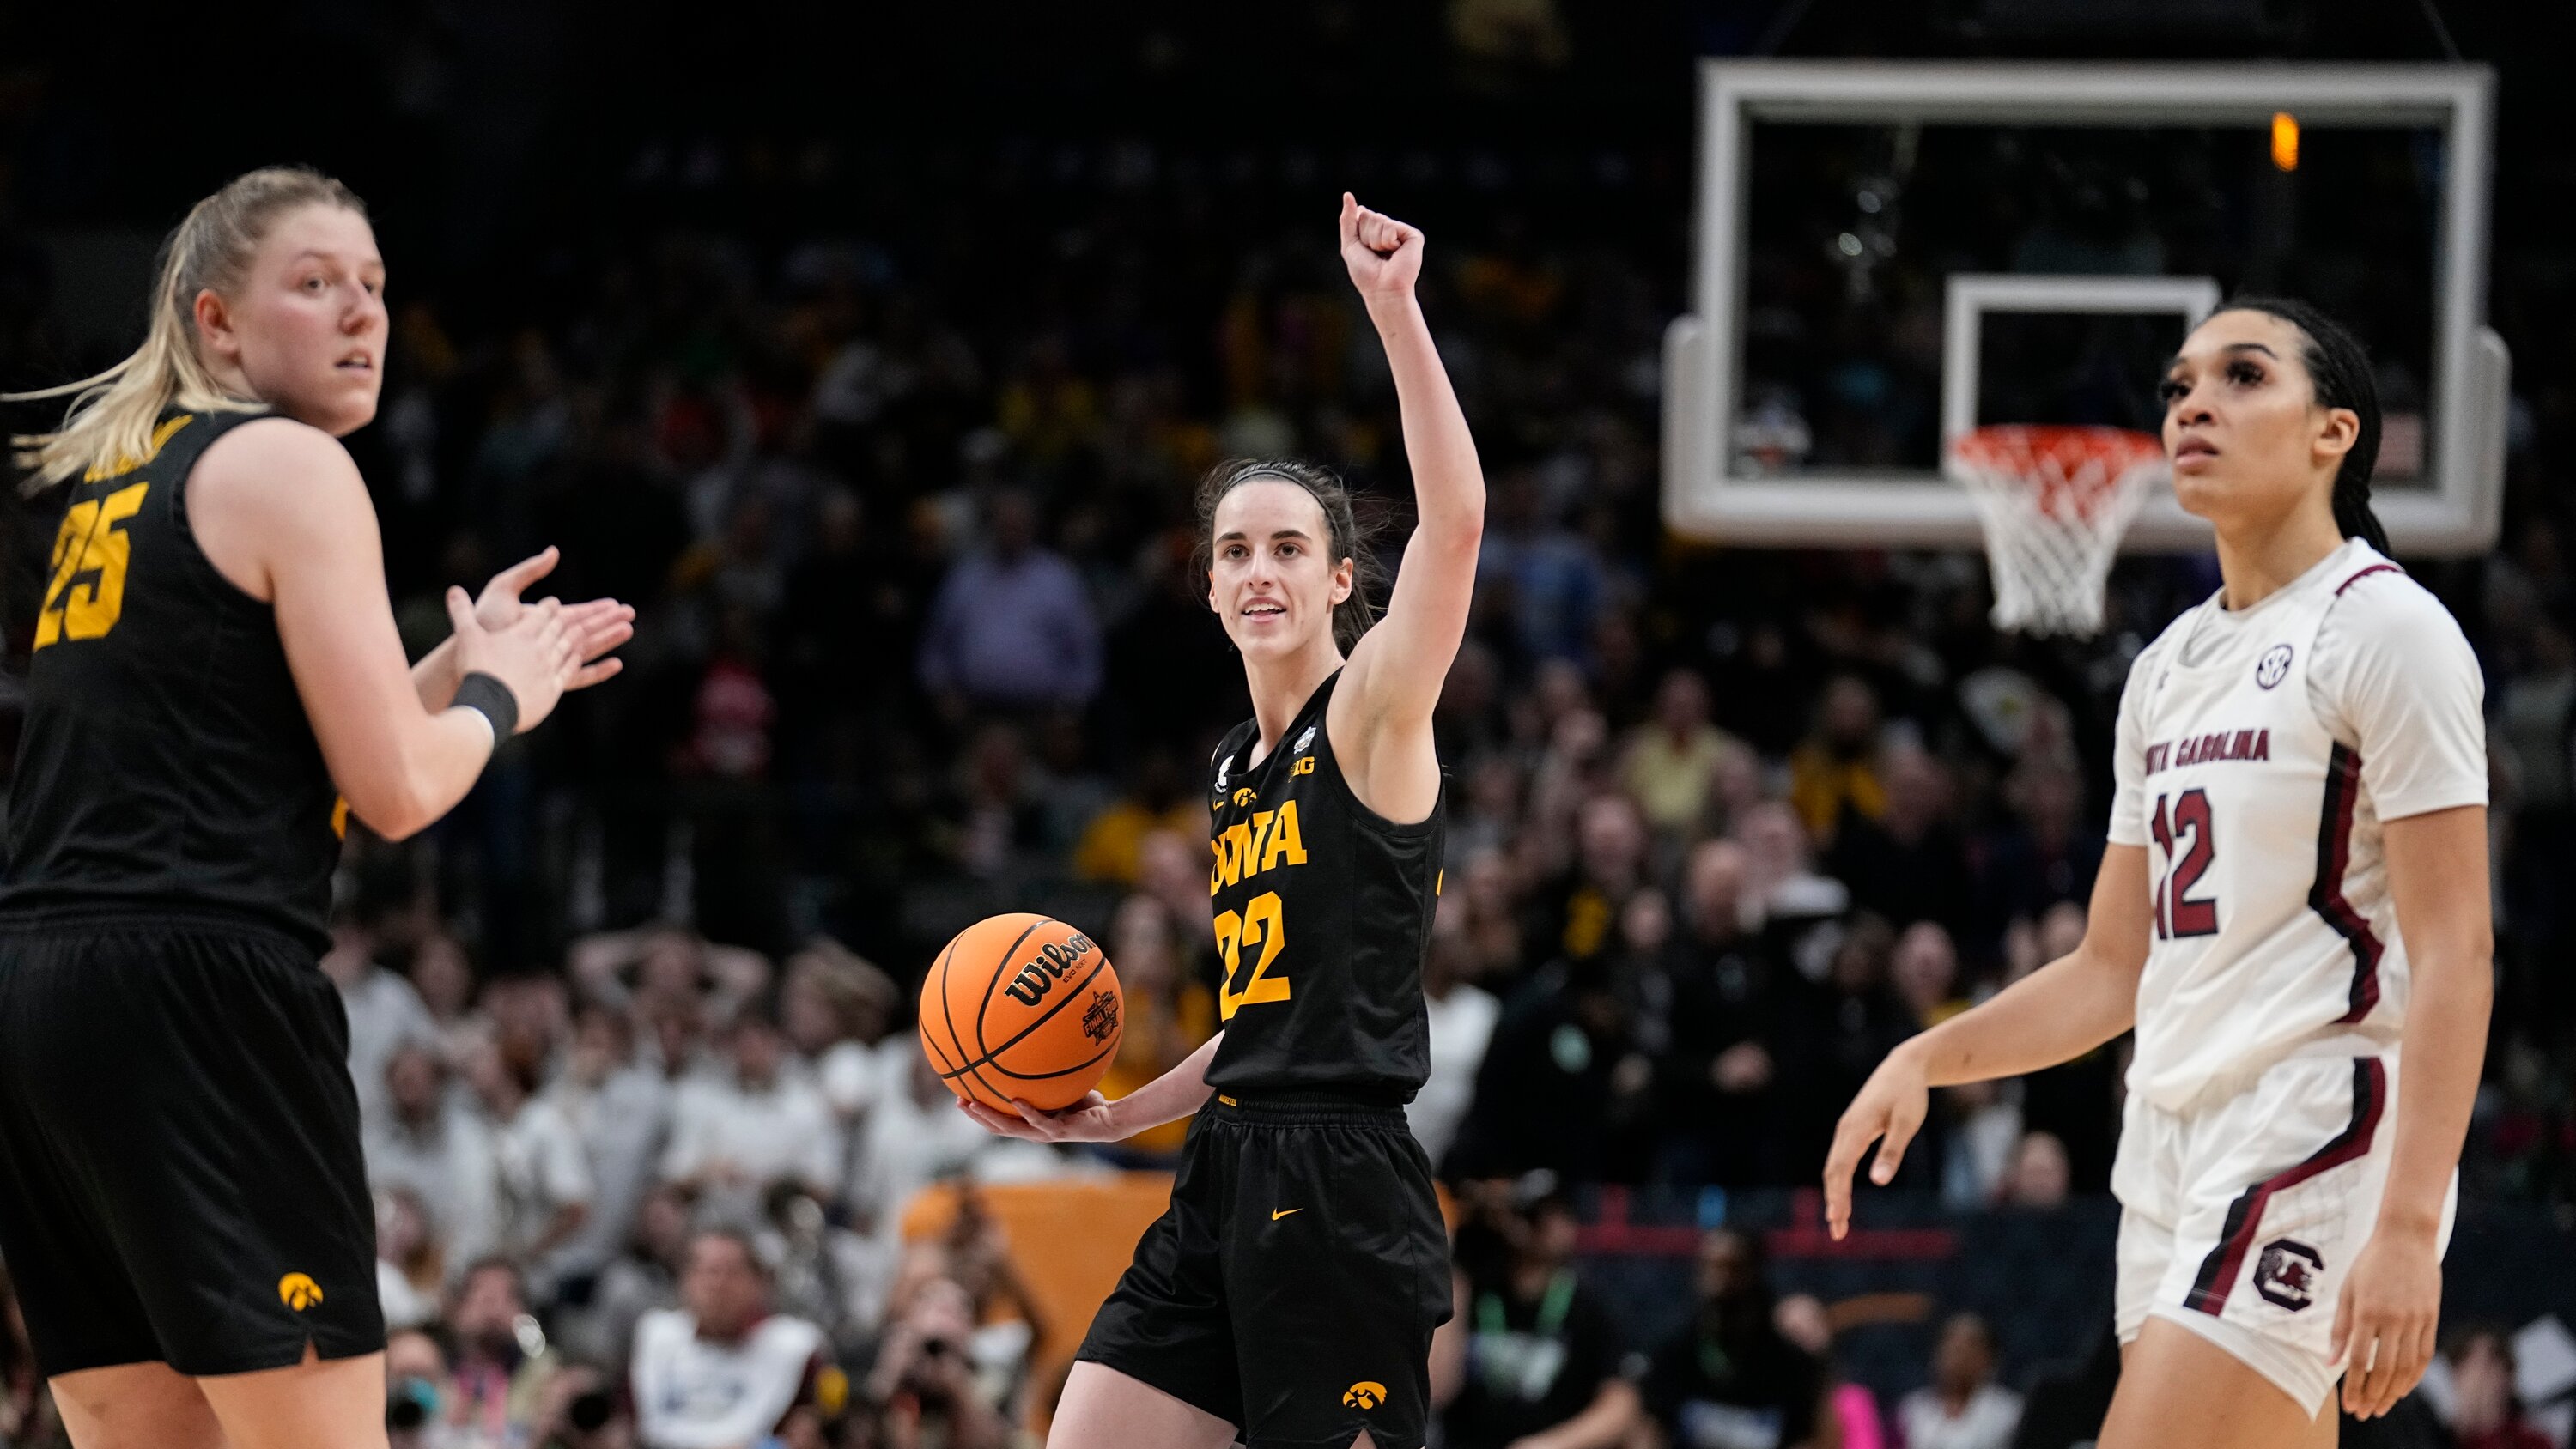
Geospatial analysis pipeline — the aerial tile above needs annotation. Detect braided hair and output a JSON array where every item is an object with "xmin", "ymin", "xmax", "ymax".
[{"xmin": 2214, "ymin": 295, "xmax": 2391, "ymax": 554}]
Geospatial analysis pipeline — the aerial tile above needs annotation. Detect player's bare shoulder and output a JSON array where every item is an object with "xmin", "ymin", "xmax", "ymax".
[{"xmin": 190, "ymin": 415, "xmax": 374, "ymax": 600}]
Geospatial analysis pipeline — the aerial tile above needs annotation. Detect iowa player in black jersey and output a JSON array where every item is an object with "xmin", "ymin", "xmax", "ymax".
[
  {"xmin": 0, "ymin": 169, "xmax": 629, "ymax": 1449},
  {"xmin": 962, "ymin": 195, "xmax": 1481, "ymax": 1449}
]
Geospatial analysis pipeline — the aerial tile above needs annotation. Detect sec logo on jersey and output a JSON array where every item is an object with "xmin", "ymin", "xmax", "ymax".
[{"xmin": 2255, "ymin": 644, "xmax": 2293, "ymax": 689}]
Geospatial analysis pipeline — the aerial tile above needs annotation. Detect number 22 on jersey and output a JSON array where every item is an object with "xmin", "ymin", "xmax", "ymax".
[
  {"xmin": 1214, "ymin": 891, "xmax": 1291, "ymax": 1021},
  {"xmin": 2149, "ymin": 789, "xmax": 2219, "ymax": 940},
  {"xmin": 34, "ymin": 482, "xmax": 149, "ymax": 650}
]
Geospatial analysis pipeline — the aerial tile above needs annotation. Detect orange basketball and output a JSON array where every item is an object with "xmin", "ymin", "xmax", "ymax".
[{"xmin": 918, "ymin": 912, "xmax": 1123, "ymax": 1113}]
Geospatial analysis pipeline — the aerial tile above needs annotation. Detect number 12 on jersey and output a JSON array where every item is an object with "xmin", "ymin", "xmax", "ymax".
[
  {"xmin": 2149, "ymin": 789, "xmax": 2219, "ymax": 940},
  {"xmin": 1215, "ymin": 890, "xmax": 1291, "ymax": 1021}
]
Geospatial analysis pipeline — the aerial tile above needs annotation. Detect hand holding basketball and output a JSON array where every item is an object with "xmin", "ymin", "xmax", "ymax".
[
  {"xmin": 1340, "ymin": 193, "xmax": 1422, "ymax": 302},
  {"xmin": 956, "ymin": 1091, "xmax": 1127, "ymax": 1143}
]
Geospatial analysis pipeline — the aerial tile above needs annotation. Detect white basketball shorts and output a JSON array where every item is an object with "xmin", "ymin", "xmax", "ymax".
[{"xmin": 2112, "ymin": 1052, "xmax": 2457, "ymax": 1416}]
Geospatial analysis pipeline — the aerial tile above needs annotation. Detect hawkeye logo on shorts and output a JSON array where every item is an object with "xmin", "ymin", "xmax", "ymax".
[
  {"xmin": 1343, "ymin": 1381, "xmax": 1387, "ymax": 1410},
  {"xmin": 278, "ymin": 1273, "xmax": 325, "ymax": 1312},
  {"xmin": 2254, "ymin": 1239, "xmax": 2323, "ymax": 1311}
]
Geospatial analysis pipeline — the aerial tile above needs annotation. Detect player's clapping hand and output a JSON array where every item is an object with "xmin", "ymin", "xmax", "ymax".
[
  {"xmin": 471, "ymin": 545, "xmax": 635, "ymax": 690},
  {"xmin": 957, "ymin": 1092, "xmax": 1125, "ymax": 1144},
  {"xmin": 1339, "ymin": 193, "xmax": 1423, "ymax": 303},
  {"xmin": 2333, "ymin": 1227, "xmax": 2443, "ymax": 1419}
]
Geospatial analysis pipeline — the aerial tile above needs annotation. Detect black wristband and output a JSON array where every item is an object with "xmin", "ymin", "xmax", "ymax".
[{"xmin": 452, "ymin": 670, "xmax": 520, "ymax": 743}]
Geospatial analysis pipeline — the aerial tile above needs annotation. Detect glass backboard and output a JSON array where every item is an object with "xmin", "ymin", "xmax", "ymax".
[{"xmin": 1662, "ymin": 62, "xmax": 2506, "ymax": 553}]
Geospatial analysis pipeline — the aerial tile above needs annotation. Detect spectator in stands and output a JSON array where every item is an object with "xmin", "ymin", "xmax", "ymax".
[
  {"xmin": 366, "ymin": 1041, "xmax": 500, "ymax": 1271},
  {"xmin": 1636, "ymin": 1228, "xmax": 1829, "ymax": 1449},
  {"xmin": 1622, "ymin": 668, "xmax": 1741, "ymax": 846},
  {"xmin": 442, "ymin": 1258, "xmax": 565, "ymax": 1448},
  {"xmin": 1777, "ymin": 915, "xmax": 1919, "ymax": 1185},
  {"xmin": 1972, "ymin": 757, "xmax": 2103, "ymax": 937},
  {"xmin": 1998, "ymin": 1131, "xmax": 2071, "ymax": 1209},
  {"xmin": 374, "ymin": 1187, "xmax": 444, "ymax": 1331},
  {"xmin": 1776, "ymin": 1292, "xmax": 1885, "ymax": 1449},
  {"xmin": 462, "ymin": 1035, "xmax": 594, "ymax": 1293},
  {"xmin": 1412, "ymin": 895, "xmax": 1501, "ymax": 1169},
  {"xmin": 1826, "ymin": 740, "xmax": 1973, "ymax": 941},
  {"xmin": 409, "ymin": 925, "xmax": 489, "ymax": 1066},
  {"xmin": 1449, "ymin": 920, "xmax": 1656, "ymax": 1182},
  {"xmin": 660, "ymin": 997, "xmax": 841, "ymax": 1217},
  {"xmin": 1897, "ymin": 1313, "xmax": 2021, "ymax": 1449},
  {"xmin": 1091, "ymin": 894, "xmax": 1217, "ymax": 1160},
  {"xmin": 1939, "ymin": 1078, "xmax": 2025, "ymax": 1210},
  {"xmin": 1658, "ymin": 840, "xmax": 1793, "ymax": 1185},
  {"xmin": 322, "ymin": 909, "xmax": 439, "ymax": 1123},
  {"xmin": 1477, "ymin": 467, "xmax": 1609, "ymax": 667},
  {"xmin": 1434, "ymin": 1176, "xmax": 1641, "ymax": 1449},
  {"xmin": 566, "ymin": 1182, "xmax": 692, "ymax": 1370},
  {"xmin": 632, "ymin": 1229, "xmax": 835, "ymax": 1449},
  {"xmin": 1529, "ymin": 792, "xmax": 1652, "ymax": 967},
  {"xmin": 1732, "ymin": 800, "xmax": 1850, "ymax": 964},
  {"xmin": 1789, "ymin": 674, "xmax": 1886, "ymax": 846},
  {"xmin": 1070, "ymin": 748, "xmax": 1204, "ymax": 886},
  {"xmin": 916, "ymin": 488, "xmax": 1102, "ymax": 714},
  {"xmin": 781, "ymin": 937, "xmax": 900, "ymax": 1135},
  {"xmin": 1890, "ymin": 922, "xmax": 1967, "ymax": 1030},
  {"xmin": 542, "ymin": 1003, "xmax": 673, "ymax": 1289},
  {"xmin": 384, "ymin": 1328, "xmax": 447, "ymax": 1449},
  {"xmin": 2442, "ymin": 1325, "xmax": 2555, "ymax": 1449},
  {"xmin": 863, "ymin": 1275, "xmax": 1012, "ymax": 1449}
]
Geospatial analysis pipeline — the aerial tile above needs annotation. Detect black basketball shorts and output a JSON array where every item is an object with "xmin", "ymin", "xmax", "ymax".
[
  {"xmin": 0, "ymin": 916, "xmax": 385, "ymax": 1377},
  {"xmin": 1077, "ymin": 1094, "xmax": 1453, "ymax": 1449}
]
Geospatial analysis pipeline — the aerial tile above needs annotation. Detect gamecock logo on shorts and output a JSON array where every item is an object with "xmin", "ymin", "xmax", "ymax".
[
  {"xmin": 1083, "ymin": 989, "xmax": 1121, "ymax": 1043},
  {"xmin": 277, "ymin": 1273, "xmax": 325, "ymax": 1312},
  {"xmin": 2254, "ymin": 1239, "xmax": 2324, "ymax": 1311},
  {"xmin": 1343, "ymin": 1381, "xmax": 1387, "ymax": 1410}
]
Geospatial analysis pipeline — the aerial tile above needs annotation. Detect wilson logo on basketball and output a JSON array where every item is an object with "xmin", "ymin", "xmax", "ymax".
[
  {"xmin": 1001, "ymin": 933, "xmax": 1097, "ymax": 1008},
  {"xmin": 277, "ymin": 1273, "xmax": 325, "ymax": 1312},
  {"xmin": 1343, "ymin": 1381, "xmax": 1387, "ymax": 1410},
  {"xmin": 1082, "ymin": 989, "xmax": 1121, "ymax": 1043}
]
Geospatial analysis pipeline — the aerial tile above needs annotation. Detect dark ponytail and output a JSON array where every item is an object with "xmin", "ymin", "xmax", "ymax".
[
  {"xmin": 1194, "ymin": 458, "xmax": 1387, "ymax": 652},
  {"xmin": 2216, "ymin": 295, "xmax": 2390, "ymax": 554}
]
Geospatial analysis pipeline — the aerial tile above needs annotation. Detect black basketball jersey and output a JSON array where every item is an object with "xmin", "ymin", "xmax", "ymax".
[
  {"xmin": 1202, "ymin": 669, "xmax": 1443, "ymax": 1097},
  {"xmin": 0, "ymin": 409, "xmax": 341, "ymax": 951}
]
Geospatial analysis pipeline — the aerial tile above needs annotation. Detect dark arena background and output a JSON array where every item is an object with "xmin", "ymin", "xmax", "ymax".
[{"xmin": 3, "ymin": 3, "xmax": 2573, "ymax": 1447}]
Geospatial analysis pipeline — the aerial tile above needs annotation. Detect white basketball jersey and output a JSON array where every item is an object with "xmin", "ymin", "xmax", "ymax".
[{"xmin": 2119, "ymin": 543, "xmax": 2437, "ymax": 1113}]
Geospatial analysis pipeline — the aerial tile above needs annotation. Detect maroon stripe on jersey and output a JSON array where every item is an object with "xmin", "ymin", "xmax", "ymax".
[
  {"xmin": 2183, "ymin": 1058, "xmax": 2386, "ymax": 1316},
  {"xmin": 2310, "ymin": 744, "xmax": 2384, "ymax": 1022},
  {"xmin": 2335, "ymin": 562, "xmax": 2403, "ymax": 595}
]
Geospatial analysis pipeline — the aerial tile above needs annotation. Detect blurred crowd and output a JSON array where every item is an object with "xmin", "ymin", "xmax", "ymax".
[{"xmin": 4, "ymin": 15, "xmax": 2576, "ymax": 1440}]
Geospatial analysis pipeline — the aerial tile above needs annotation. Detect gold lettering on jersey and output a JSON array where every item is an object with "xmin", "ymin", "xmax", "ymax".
[
  {"xmin": 1208, "ymin": 799, "xmax": 1310, "ymax": 894},
  {"xmin": 34, "ymin": 481, "xmax": 150, "ymax": 650},
  {"xmin": 1291, "ymin": 755, "xmax": 1315, "ymax": 775},
  {"xmin": 1216, "ymin": 889, "xmax": 1291, "ymax": 1020}
]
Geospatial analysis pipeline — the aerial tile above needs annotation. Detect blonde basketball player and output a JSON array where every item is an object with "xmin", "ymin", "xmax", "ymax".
[{"xmin": 1826, "ymin": 298, "xmax": 2489, "ymax": 1448}]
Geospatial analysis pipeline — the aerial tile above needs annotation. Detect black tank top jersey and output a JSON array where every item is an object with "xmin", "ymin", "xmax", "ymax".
[
  {"xmin": 0, "ymin": 409, "xmax": 340, "ymax": 951},
  {"xmin": 1202, "ymin": 669, "xmax": 1443, "ymax": 1098}
]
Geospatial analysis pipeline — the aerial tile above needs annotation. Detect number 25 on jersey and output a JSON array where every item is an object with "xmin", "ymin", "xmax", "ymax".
[{"xmin": 34, "ymin": 482, "xmax": 149, "ymax": 650}]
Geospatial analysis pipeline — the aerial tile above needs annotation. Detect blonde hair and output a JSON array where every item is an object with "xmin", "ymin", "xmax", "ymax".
[{"xmin": 4, "ymin": 166, "xmax": 367, "ymax": 492}]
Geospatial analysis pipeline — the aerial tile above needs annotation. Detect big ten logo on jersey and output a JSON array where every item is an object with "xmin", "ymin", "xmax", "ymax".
[
  {"xmin": 1210, "ymin": 799, "xmax": 1309, "ymax": 894},
  {"xmin": 999, "ymin": 931, "xmax": 1099, "ymax": 1009},
  {"xmin": 35, "ymin": 482, "xmax": 150, "ymax": 649}
]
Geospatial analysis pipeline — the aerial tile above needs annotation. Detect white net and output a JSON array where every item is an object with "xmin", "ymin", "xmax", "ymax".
[{"xmin": 1945, "ymin": 425, "xmax": 2167, "ymax": 636}]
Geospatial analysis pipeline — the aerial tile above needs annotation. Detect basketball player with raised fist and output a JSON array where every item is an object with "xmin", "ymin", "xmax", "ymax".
[
  {"xmin": 1826, "ymin": 299, "xmax": 2491, "ymax": 1448},
  {"xmin": 959, "ymin": 193, "xmax": 1482, "ymax": 1449}
]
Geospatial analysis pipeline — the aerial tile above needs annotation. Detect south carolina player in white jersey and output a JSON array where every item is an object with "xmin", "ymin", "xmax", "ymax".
[{"xmin": 1826, "ymin": 298, "xmax": 2492, "ymax": 1449}]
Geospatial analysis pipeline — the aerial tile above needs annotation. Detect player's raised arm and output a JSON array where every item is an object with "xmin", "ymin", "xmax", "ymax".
[{"xmin": 1332, "ymin": 194, "xmax": 1485, "ymax": 815}]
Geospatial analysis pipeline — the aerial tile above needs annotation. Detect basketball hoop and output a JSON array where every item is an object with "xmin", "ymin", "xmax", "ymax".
[{"xmin": 1945, "ymin": 425, "xmax": 2167, "ymax": 636}]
